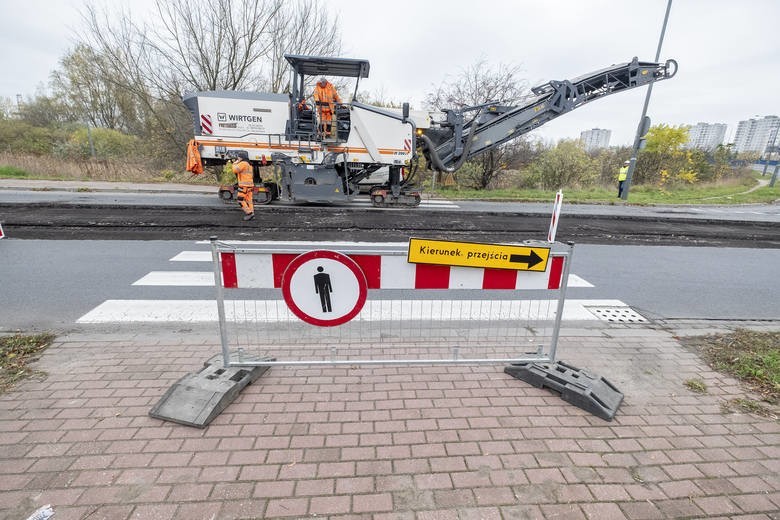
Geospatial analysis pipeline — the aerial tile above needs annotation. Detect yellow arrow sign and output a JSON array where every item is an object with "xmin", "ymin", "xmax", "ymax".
[{"xmin": 407, "ymin": 238, "xmax": 550, "ymax": 272}]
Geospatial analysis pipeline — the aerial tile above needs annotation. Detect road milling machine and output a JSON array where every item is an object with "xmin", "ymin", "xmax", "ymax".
[{"xmin": 184, "ymin": 54, "xmax": 677, "ymax": 208}]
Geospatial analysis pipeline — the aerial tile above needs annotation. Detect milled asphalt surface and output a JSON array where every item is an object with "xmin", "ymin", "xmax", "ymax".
[{"xmin": 1, "ymin": 179, "xmax": 779, "ymax": 519}]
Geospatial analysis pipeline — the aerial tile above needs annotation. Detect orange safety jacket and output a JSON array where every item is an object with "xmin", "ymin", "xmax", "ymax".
[
  {"xmin": 233, "ymin": 159, "xmax": 254, "ymax": 187},
  {"xmin": 313, "ymin": 81, "xmax": 341, "ymax": 114},
  {"xmin": 185, "ymin": 139, "xmax": 203, "ymax": 175}
]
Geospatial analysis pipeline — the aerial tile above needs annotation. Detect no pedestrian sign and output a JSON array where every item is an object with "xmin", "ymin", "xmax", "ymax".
[
  {"xmin": 281, "ymin": 250, "xmax": 368, "ymax": 327},
  {"xmin": 407, "ymin": 238, "xmax": 550, "ymax": 272}
]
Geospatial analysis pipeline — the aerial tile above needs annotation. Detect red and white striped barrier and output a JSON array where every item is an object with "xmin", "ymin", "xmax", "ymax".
[
  {"xmin": 200, "ymin": 114, "xmax": 213, "ymax": 135},
  {"xmin": 219, "ymin": 251, "xmax": 566, "ymax": 291}
]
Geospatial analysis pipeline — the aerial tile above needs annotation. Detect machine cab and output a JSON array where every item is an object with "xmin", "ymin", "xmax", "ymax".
[{"xmin": 284, "ymin": 54, "xmax": 370, "ymax": 144}]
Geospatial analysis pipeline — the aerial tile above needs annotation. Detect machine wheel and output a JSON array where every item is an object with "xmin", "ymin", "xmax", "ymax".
[
  {"xmin": 256, "ymin": 190, "xmax": 273, "ymax": 205},
  {"xmin": 219, "ymin": 190, "xmax": 233, "ymax": 201},
  {"xmin": 371, "ymin": 194, "xmax": 385, "ymax": 207}
]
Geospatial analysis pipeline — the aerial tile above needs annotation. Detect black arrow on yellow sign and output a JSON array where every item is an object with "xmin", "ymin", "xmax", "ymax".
[{"xmin": 509, "ymin": 250, "xmax": 544, "ymax": 268}]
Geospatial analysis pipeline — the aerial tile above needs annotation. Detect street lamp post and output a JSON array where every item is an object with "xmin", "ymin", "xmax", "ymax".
[{"xmin": 620, "ymin": 0, "xmax": 673, "ymax": 200}]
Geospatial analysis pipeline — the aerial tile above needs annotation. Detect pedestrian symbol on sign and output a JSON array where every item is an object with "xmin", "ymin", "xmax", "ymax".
[{"xmin": 314, "ymin": 266, "xmax": 333, "ymax": 312}]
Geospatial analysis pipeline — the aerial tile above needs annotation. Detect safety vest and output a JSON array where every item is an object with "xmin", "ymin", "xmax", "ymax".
[
  {"xmin": 233, "ymin": 159, "xmax": 253, "ymax": 187},
  {"xmin": 313, "ymin": 82, "xmax": 341, "ymax": 113},
  {"xmin": 618, "ymin": 166, "xmax": 628, "ymax": 181},
  {"xmin": 185, "ymin": 139, "xmax": 203, "ymax": 175}
]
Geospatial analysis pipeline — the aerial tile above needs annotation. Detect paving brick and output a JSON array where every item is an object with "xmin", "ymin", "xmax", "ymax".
[
  {"xmin": 663, "ymin": 463, "xmax": 705, "ymax": 480},
  {"xmin": 217, "ymin": 499, "xmax": 267, "ymax": 519},
  {"xmin": 433, "ymin": 488, "xmax": 476, "ymax": 508},
  {"xmin": 655, "ymin": 498, "xmax": 705, "ymax": 518},
  {"xmin": 693, "ymin": 495, "xmax": 741, "ymax": 515},
  {"xmin": 525, "ymin": 467, "xmax": 566, "ymax": 484},
  {"xmin": 473, "ymin": 486, "xmax": 516, "ymax": 505},
  {"xmin": 417, "ymin": 509, "xmax": 460, "ymax": 520},
  {"xmin": 618, "ymin": 500, "xmax": 664, "ymax": 519},
  {"xmin": 308, "ymin": 495, "xmax": 351, "ymax": 515},
  {"xmin": 265, "ymin": 497, "xmax": 309, "ymax": 517},
  {"xmin": 254, "ymin": 480, "xmax": 296, "ymax": 498},
  {"xmin": 357, "ymin": 459, "xmax": 393, "ymax": 475},
  {"xmin": 731, "ymin": 476, "xmax": 774, "ymax": 493},
  {"xmin": 588, "ymin": 484, "xmax": 632, "ymax": 501},
  {"xmin": 456, "ymin": 506, "xmax": 502, "ymax": 520},
  {"xmin": 128, "ymin": 503, "xmax": 178, "ymax": 520},
  {"xmin": 414, "ymin": 473, "xmax": 454, "ymax": 490},
  {"xmin": 167, "ymin": 482, "xmax": 214, "ymax": 502},
  {"xmin": 730, "ymin": 493, "xmax": 779, "ymax": 513},
  {"xmin": 353, "ymin": 492, "xmax": 393, "ymax": 513},
  {"xmin": 174, "ymin": 502, "xmax": 222, "ymax": 520},
  {"xmin": 540, "ymin": 504, "xmax": 587, "ymax": 519},
  {"xmin": 335, "ymin": 476, "xmax": 374, "ymax": 494},
  {"xmin": 658, "ymin": 480, "xmax": 702, "ymax": 498},
  {"xmin": 581, "ymin": 502, "xmax": 629, "ymax": 520}
]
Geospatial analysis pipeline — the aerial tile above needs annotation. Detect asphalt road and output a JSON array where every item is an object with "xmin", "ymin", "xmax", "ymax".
[
  {"xmin": 2, "ymin": 240, "xmax": 778, "ymax": 332},
  {"xmin": 2, "ymin": 200, "xmax": 778, "ymax": 248},
  {"xmin": 2, "ymin": 177, "xmax": 778, "ymax": 247}
]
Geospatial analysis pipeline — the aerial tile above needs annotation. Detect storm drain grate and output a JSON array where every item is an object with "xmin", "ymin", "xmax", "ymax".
[{"xmin": 586, "ymin": 306, "xmax": 648, "ymax": 323}]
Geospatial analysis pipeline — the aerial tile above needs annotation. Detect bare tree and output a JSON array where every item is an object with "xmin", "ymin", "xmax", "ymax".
[
  {"xmin": 426, "ymin": 59, "xmax": 530, "ymax": 189},
  {"xmin": 265, "ymin": 0, "xmax": 342, "ymax": 93},
  {"xmin": 50, "ymin": 44, "xmax": 141, "ymax": 132},
  {"xmin": 426, "ymin": 59, "xmax": 528, "ymax": 111},
  {"xmin": 75, "ymin": 0, "xmax": 342, "ymax": 163}
]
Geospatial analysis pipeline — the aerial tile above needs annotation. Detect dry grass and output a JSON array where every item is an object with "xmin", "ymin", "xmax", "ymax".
[
  {"xmin": 0, "ymin": 333, "xmax": 55, "ymax": 394},
  {"xmin": 680, "ymin": 329, "xmax": 780, "ymax": 417},
  {"xmin": 0, "ymin": 152, "xmax": 216, "ymax": 185}
]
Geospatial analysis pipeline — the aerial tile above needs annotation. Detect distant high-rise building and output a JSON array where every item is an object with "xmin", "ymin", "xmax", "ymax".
[
  {"xmin": 579, "ymin": 128, "xmax": 611, "ymax": 152},
  {"xmin": 686, "ymin": 122, "xmax": 727, "ymax": 151},
  {"xmin": 733, "ymin": 115, "xmax": 780, "ymax": 154}
]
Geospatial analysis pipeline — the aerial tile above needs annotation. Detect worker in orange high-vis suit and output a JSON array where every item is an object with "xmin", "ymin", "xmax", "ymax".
[
  {"xmin": 313, "ymin": 77, "xmax": 341, "ymax": 138},
  {"xmin": 230, "ymin": 151, "xmax": 255, "ymax": 221}
]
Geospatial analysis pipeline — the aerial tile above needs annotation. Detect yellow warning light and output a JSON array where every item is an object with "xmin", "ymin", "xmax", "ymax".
[{"xmin": 416, "ymin": 128, "xmax": 423, "ymax": 135}]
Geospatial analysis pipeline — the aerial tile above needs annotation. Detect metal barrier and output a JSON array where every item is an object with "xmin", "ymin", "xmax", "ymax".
[{"xmin": 210, "ymin": 238, "xmax": 574, "ymax": 368}]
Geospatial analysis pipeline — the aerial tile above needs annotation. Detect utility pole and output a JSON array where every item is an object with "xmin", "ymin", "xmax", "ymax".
[
  {"xmin": 763, "ymin": 127, "xmax": 779, "ymax": 177},
  {"xmin": 621, "ymin": 0, "xmax": 673, "ymax": 200}
]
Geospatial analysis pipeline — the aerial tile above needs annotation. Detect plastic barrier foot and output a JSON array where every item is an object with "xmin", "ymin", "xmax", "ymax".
[
  {"xmin": 504, "ymin": 360, "xmax": 623, "ymax": 421},
  {"xmin": 149, "ymin": 354, "xmax": 273, "ymax": 428}
]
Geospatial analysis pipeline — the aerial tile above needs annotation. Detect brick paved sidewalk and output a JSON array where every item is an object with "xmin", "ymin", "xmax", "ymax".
[{"xmin": 1, "ymin": 328, "xmax": 778, "ymax": 520}]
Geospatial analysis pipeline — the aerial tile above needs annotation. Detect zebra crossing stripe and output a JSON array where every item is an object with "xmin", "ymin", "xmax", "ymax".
[{"xmin": 77, "ymin": 298, "xmax": 628, "ymax": 323}]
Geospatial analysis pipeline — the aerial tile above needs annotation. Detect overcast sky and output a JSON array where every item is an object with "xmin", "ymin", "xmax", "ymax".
[{"xmin": 1, "ymin": 0, "xmax": 778, "ymax": 146}]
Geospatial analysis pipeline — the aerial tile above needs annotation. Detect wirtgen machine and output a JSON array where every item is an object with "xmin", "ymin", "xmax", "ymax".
[{"xmin": 184, "ymin": 54, "xmax": 676, "ymax": 207}]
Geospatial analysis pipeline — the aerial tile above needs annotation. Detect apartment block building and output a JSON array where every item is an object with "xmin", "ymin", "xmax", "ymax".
[
  {"xmin": 686, "ymin": 122, "xmax": 727, "ymax": 151},
  {"xmin": 579, "ymin": 128, "xmax": 611, "ymax": 152},
  {"xmin": 733, "ymin": 115, "xmax": 780, "ymax": 154}
]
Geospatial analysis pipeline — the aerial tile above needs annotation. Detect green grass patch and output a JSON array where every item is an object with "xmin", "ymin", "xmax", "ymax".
[
  {"xmin": 720, "ymin": 398, "xmax": 776, "ymax": 418},
  {"xmin": 683, "ymin": 378, "xmax": 707, "ymax": 393},
  {"xmin": 680, "ymin": 329, "xmax": 780, "ymax": 406},
  {"xmin": 0, "ymin": 165, "xmax": 30, "ymax": 178},
  {"xmin": 0, "ymin": 333, "xmax": 55, "ymax": 393},
  {"xmin": 430, "ymin": 176, "xmax": 778, "ymax": 205}
]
